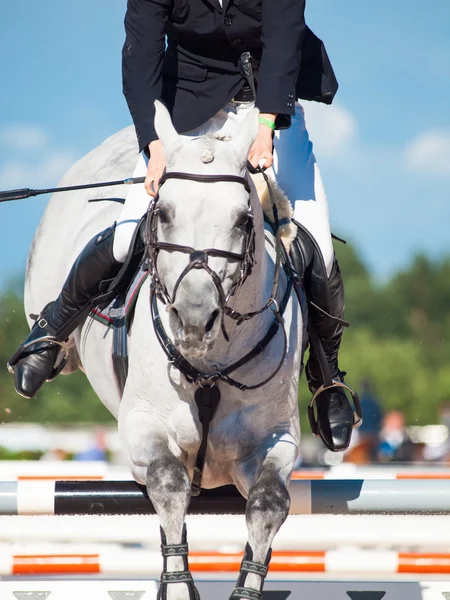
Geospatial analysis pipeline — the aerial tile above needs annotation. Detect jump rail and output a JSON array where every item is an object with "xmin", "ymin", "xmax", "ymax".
[
  {"xmin": 4, "ymin": 460, "xmax": 450, "ymax": 481},
  {"xmin": 5, "ymin": 549, "xmax": 450, "ymax": 576},
  {"xmin": 1, "ymin": 479, "xmax": 450, "ymax": 515}
]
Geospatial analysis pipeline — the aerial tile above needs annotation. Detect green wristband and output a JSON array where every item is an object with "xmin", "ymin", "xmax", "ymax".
[{"xmin": 258, "ymin": 116, "xmax": 276, "ymax": 130}]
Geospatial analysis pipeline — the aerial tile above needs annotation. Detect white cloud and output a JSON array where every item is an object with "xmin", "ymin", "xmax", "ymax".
[
  {"xmin": 301, "ymin": 102, "xmax": 358, "ymax": 158},
  {"xmin": 0, "ymin": 151, "xmax": 76, "ymax": 189},
  {"xmin": 0, "ymin": 124, "xmax": 48, "ymax": 152},
  {"xmin": 404, "ymin": 130, "xmax": 450, "ymax": 177},
  {"xmin": 0, "ymin": 123, "xmax": 77, "ymax": 189}
]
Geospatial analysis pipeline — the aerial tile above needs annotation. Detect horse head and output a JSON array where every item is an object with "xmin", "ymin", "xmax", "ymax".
[{"xmin": 149, "ymin": 101, "xmax": 259, "ymax": 359}]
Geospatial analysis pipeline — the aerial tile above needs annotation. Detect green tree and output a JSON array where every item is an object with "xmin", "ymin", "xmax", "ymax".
[
  {"xmin": 1, "ymin": 241, "xmax": 449, "ymax": 428},
  {"xmin": 0, "ymin": 286, "xmax": 114, "ymax": 425}
]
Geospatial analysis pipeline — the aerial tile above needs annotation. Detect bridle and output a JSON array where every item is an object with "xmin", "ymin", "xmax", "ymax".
[
  {"xmin": 147, "ymin": 171, "xmax": 256, "ymax": 342},
  {"xmin": 146, "ymin": 168, "xmax": 293, "ymax": 391}
]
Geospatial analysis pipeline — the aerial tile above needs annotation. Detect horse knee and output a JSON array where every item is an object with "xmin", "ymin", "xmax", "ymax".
[
  {"xmin": 246, "ymin": 471, "xmax": 290, "ymax": 531},
  {"xmin": 146, "ymin": 447, "xmax": 191, "ymax": 509},
  {"xmin": 241, "ymin": 472, "xmax": 290, "ymax": 591}
]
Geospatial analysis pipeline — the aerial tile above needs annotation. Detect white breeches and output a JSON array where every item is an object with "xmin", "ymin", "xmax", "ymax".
[{"xmin": 113, "ymin": 103, "xmax": 334, "ymax": 277}]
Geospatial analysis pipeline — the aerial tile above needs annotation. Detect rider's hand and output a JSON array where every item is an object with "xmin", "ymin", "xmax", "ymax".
[
  {"xmin": 248, "ymin": 113, "xmax": 276, "ymax": 169},
  {"xmin": 145, "ymin": 140, "xmax": 166, "ymax": 197}
]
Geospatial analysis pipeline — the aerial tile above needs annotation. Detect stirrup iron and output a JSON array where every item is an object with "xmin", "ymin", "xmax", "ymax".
[
  {"xmin": 308, "ymin": 379, "xmax": 363, "ymax": 438},
  {"xmin": 7, "ymin": 312, "xmax": 70, "ymax": 380}
]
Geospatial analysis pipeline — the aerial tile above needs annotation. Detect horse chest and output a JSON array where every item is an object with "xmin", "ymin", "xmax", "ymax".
[{"xmin": 205, "ymin": 393, "xmax": 289, "ymax": 459}]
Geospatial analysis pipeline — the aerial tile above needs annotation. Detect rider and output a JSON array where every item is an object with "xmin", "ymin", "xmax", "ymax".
[{"xmin": 8, "ymin": 0, "xmax": 357, "ymax": 452}]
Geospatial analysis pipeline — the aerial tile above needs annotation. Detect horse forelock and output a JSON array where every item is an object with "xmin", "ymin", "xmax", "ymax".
[
  {"xmin": 199, "ymin": 133, "xmax": 235, "ymax": 164},
  {"xmin": 201, "ymin": 136, "xmax": 215, "ymax": 164}
]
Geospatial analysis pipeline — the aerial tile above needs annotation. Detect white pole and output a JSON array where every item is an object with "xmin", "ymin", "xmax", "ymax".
[{"xmin": 0, "ymin": 514, "xmax": 449, "ymax": 550}]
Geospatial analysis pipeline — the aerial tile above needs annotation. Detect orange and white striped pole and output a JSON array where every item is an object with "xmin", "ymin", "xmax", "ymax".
[
  {"xmin": 291, "ymin": 471, "xmax": 450, "ymax": 480},
  {"xmin": 4, "ymin": 459, "xmax": 450, "ymax": 482},
  {"xmin": 4, "ymin": 550, "xmax": 450, "ymax": 576}
]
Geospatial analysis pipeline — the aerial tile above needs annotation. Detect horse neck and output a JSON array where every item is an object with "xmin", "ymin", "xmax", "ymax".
[{"xmin": 228, "ymin": 192, "xmax": 269, "ymax": 314}]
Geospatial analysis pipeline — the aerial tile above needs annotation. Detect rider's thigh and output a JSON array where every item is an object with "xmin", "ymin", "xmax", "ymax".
[
  {"xmin": 270, "ymin": 104, "xmax": 334, "ymax": 277},
  {"xmin": 113, "ymin": 152, "xmax": 150, "ymax": 263}
]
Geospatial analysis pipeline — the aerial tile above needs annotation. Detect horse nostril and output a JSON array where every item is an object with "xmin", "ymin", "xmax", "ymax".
[
  {"xmin": 168, "ymin": 305, "xmax": 183, "ymax": 326},
  {"xmin": 205, "ymin": 309, "xmax": 219, "ymax": 333}
]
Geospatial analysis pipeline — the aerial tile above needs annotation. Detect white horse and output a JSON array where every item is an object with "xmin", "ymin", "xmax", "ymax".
[{"xmin": 24, "ymin": 103, "xmax": 303, "ymax": 600}]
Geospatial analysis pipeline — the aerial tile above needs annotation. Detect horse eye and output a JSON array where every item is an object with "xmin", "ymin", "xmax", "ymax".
[
  {"xmin": 235, "ymin": 212, "xmax": 251, "ymax": 230},
  {"xmin": 157, "ymin": 207, "xmax": 170, "ymax": 224}
]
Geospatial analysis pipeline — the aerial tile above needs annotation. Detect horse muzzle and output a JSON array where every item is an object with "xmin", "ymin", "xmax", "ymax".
[{"xmin": 168, "ymin": 305, "xmax": 221, "ymax": 359}]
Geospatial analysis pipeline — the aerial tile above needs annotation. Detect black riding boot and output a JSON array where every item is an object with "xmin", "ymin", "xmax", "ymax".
[
  {"xmin": 8, "ymin": 225, "xmax": 121, "ymax": 398},
  {"xmin": 305, "ymin": 259, "xmax": 356, "ymax": 451},
  {"xmin": 290, "ymin": 226, "xmax": 360, "ymax": 452}
]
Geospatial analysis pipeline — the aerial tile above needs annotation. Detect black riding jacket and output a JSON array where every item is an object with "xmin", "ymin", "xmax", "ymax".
[{"xmin": 122, "ymin": 0, "xmax": 338, "ymax": 152}]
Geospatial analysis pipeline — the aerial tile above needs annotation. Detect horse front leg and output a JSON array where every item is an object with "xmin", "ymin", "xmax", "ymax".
[
  {"xmin": 144, "ymin": 438, "xmax": 199, "ymax": 600},
  {"xmin": 231, "ymin": 433, "xmax": 298, "ymax": 600}
]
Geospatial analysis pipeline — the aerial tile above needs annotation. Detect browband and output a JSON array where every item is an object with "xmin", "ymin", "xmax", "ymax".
[{"xmin": 159, "ymin": 172, "xmax": 251, "ymax": 194}]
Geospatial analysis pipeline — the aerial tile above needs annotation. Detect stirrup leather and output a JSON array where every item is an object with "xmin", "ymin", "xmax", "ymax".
[{"xmin": 308, "ymin": 378, "xmax": 363, "ymax": 438}]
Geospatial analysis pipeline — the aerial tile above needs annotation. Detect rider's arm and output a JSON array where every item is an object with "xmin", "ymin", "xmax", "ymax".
[
  {"xmin": 122, "ymin": 0, "xmax": 170, "ymax": 152},
  {"xmin": 256, "ymin": 0, "xmax": 306, "ymax": 118}
]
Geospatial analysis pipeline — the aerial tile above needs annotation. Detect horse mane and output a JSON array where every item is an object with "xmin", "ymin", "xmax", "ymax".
[
  {"xmin": 250, "ymin": 172, "xmax": 297, "ymax": 252},
  {"xmin": 204, "ymin": 131, "xmax": 296, "ymax": 251}
]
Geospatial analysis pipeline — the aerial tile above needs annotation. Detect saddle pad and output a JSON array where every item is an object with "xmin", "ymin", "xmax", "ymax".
[{"xmin": 91, "ymin": 266, "xmax": 149, "ymax": 328}]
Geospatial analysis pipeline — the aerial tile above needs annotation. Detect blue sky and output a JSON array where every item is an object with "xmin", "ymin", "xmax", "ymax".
[{"xmin": 1, "ymin": 0, "xmax": 450, "ymax": 289}]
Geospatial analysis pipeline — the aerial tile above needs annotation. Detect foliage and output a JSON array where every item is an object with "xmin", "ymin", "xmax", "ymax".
[
  {"xmin": 334, "ymin": 242, "xmax": 450, "ymax": 425},
  {"xmin": 0, "ymin": 241, "xmax": 449, "ymax": 427},
  {"xmin": 0, "ymin": 289, "xmax": 114, "ymax": 426},
  {"xmin": 0, "ymin": 447, "xmax": 44, "ymax": 460}
]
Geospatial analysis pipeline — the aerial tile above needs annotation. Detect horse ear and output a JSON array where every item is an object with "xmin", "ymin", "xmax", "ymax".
[
  {"xmin": 234, "ymin": 108, "xmax": 259, "ymax": 165},
  {"xmin": 154, "ymin": 100, "xmax": 180, "ymax": 153}
]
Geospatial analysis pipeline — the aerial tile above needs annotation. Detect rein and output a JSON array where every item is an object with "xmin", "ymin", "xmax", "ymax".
[{"xmin": 150, "ymin": 273, "xmax": 291, "ymax": 390}]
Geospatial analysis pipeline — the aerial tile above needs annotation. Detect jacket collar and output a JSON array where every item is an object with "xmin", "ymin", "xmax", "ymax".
[{"xmin": 203, "ymin": 0, "xmax": 232, "ymax": 15}]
